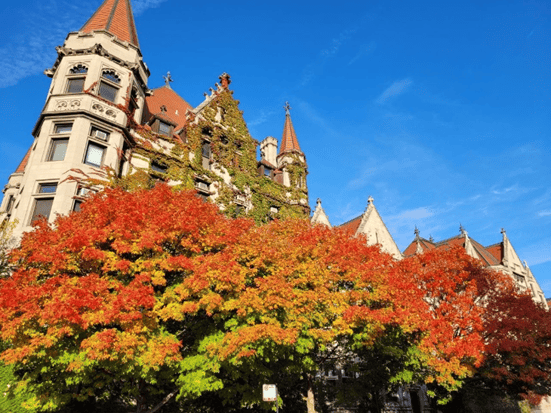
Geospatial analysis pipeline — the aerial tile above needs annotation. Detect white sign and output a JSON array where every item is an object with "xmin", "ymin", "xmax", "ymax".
[{"xmin": 263, "ymin": 384, "xmax": 277, "ymax": 402}]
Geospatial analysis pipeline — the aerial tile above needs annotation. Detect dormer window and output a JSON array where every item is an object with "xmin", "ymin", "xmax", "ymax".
[
  {"xmin": 98, "ymin": 70, "xmax": 121, "ymax": 102},
  {"xmin": 66, "ymin": 64, "xmax": 88, "ymax": 94},
  {"xmin": 159, "ymin": 121, "xmax": 171, "ymax": 136}
]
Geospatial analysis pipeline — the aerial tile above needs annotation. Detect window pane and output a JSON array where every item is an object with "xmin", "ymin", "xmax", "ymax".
[
  {"xmin": 151, "ymin": 162, "xmax": 167, "ymax": 174},
  {"xmin": 159, "ymin": 122, "xmax": 171, "ymax": 136},
  {"xmin": 99, "ymin": 82, "xmax": 117, "ymax": 102},
  {"xmin": 31, "ymin": 198, "xmax": 53, "ymax": 223},
  {"xmin": 102, "ymin": 71, "xmax": 120, "ymax": 84},
  {"xmin": 85, "ymin": 143, "xmax": 105, "ymax": 167},
  {"xmin": 202, "ymin": 142, "xmax": 211, "ymax": 158},
  {"xmin": 67, "ymin": 78, "xmax": 84, "ymax": 94},
  {"xmin": 70, "ymin": 65, "xmax": 88, "ymax": 74},
  {"xmin": 55, "ymin": 124, "xmax": 72, "ymax": 134},
  {"xmin": 39, "ymin": 183, "xmax": 57, "ymax": 193},
  {"xmin": 73, "ymin": 200, "xmax": 83, "ymax": 212},
  {"xmin": 49, "ymin": 139, "xmax": 68, "ymax": 161},
  {"xmin": 90, "ymin": 126, "xmax": 109, "ymax": 141}
]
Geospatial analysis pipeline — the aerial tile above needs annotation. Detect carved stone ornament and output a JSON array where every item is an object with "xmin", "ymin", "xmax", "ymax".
[
  {"xmin": 55, "ymin": 99, "xmax": 81, "ymax": 111},
  {"xmin": 92, "ymin": 103, "xmax": 104, "ymax": 113}
]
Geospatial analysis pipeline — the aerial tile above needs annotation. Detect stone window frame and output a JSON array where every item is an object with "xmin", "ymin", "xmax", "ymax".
[
  {"xmin": 29, "ymin": 181, "xmax": 58, "ymax": 225},
  {"xmin": 89, "ymin": 124, "xmax": 110, "ymax": 142},
  {"xmin": 73, "ymin": 186, "xmax": 96, "ymax": 212},
  {"xmin": 65, "ymin": 63, "xmax": 88, "ymax": 94},
  {"xmin": 97, "ymin": 68, "xmax": 122, "ymax": 103},
  {"xmin": 83, "ymin": 140, "xmax": 107, "ymax": 168},
  {"xmin": 47, "ymin": 122, "xmax": 73, "ymax": 162}
]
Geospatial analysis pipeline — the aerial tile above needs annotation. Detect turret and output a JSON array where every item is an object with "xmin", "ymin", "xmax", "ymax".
[
  {"xmin": 276, "ymin": 102, "xmax": 308, "ymax": 191},
  {"xmin": 1, "ymin": 0, "xmax": 148, "ymax": 238}
]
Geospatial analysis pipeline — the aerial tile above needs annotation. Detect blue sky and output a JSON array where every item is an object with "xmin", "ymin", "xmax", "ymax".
[{"xmin": 1, "ymin": 0, "xmax": 550, "ymax": 294}]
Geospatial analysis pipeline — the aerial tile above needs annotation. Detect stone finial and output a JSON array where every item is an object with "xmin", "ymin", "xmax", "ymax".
[
  {"xmin": 219, "ymin": 72, "xmax": 231, "ymax": 88},
  {"xmin": 429, "ymin": 235, "xmax": 434, "ymax": 243},
  {"xmin": 163, "ymin": 71, "xmax": 173, "ymax": 88},
  {"xmin": 317, "ymin": 198, "xmax": 321, "ymax": 206},
  {"xmin": 501, "ymin": 228, "xmax": 507, "ymax": 238},
  {"xmin": 459, "ymin": 224, "xmax": 467, "ymax": 236},
  {"xmin": 367, "ymin": 196, "xmax": 374, "ymax": 206},
  {"xmin": 284, "ymin": 101, "xmax": 292, "ymax": 116},
  {"xmin": 414, "ymin": 226, "xmax": 420, "ymax": 240}
]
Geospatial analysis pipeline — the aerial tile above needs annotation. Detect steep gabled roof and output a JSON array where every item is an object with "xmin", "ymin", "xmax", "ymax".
[
  {"xmin": 339, "ymin": 215, "xmax": 362, "ymax": 234},
  {"xmin": 279, "ymin": 105, "xmax": 302, "ymax": 155},
  {"xmin": 15, "ymin": 146, "xmax": 32, "ymax": 173},
  {"xmin": 403, "ymin": 232, "xmax": 500, "ymax": 266},
  {"xmin": 144, "ymin": 86, "xmax": 193, "ymax": 131},
  {"xmin": 81, "ymin": 0, "xmax": 140, "ymax": 48}
]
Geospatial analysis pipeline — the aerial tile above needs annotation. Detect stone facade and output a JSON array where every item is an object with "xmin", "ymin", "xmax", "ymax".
[{"xmin": 0, "ymin": 0, "xmax": 309, "ymax": 239}]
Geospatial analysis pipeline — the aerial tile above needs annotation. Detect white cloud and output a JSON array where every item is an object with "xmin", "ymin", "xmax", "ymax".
[
  {"xmin": 539, "ymin": 210, "xmax": 551, "ymax": 217},
  {"xmin": 0, "ymin": 1, "xmax": 168, "ymax": 88},
  {"xmin": 376, "ymin": 78, "xmax": 412, "ymax": 104},
  {"xmin": 519, "ymin": 238, "xmax": 551, "ymax": 266},
  {"xmin": 348, "ymin": 41, "xmax": 376, "ymax": 65},
  {"xmin": 133, "ymin": 0, "xmax": 169, "ymax": 15}
]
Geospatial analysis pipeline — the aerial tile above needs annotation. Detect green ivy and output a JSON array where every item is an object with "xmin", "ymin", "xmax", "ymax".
[{"xmin": 126, "ymin": 88, "xmax": 309, "ymax": 224}]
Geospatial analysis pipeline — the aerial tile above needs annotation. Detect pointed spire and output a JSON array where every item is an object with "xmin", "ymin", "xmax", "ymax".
[
  {"xmin": 279, "ymin": 102, "xmax": 302, "ymax": 155},
  {"xmin": 81, "ymin": 0, "xmax": 140, "ymax": 48},
  {"xmin": 414, "ymin": 226, "xmax": 420, "ymax": 240}
]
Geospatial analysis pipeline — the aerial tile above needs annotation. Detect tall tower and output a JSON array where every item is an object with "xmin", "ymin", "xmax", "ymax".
[
  {"xmin": 1, "ymin": 0, "xmax": 149, "ymax": 238},
  {"xmin": 276, "ymin": 102, "xmax": 308, "ymax": 192}
]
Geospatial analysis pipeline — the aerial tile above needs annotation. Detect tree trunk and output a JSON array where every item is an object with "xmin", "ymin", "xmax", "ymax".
[{"xmin": 306, "ymin": 374, "xmax": 317, "ymax": 413}]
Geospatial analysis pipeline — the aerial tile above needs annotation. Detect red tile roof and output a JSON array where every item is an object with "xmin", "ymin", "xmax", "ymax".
[
  {"xmin": 81, "ymin": 0, "xmax": 140, "ymax": 48},
  {"xmin": 486, "ymin": 243, "xmax": 503, "ymax": 264},
  {"xmin": 403, "ymin": 233, "xmax": 502, "ymax": 266},
  {"xmin": 143, "ymin": 86, "xmax": 193, "ymax": 131},
  {"xmin": 279, "ymin": 113, "xmax": 302, "ymax": 155},
  {"xmin": 15, "ymin": 146, "xmax": 32, "ymax": 173},
  {"xmin": 339, "ymin": 215, "xmax": 362, "ymax": 234},
  {"xmin": 403, "ymin": 238, "xmax": 436, "ymax": 256}
]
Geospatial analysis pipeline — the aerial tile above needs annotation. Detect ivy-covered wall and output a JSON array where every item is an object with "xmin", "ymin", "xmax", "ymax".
[{"xmin": 125, "ymin": 87, "xmax": 309, "ymax": 224}]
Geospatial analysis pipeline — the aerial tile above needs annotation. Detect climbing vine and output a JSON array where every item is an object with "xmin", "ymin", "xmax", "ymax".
[{"xmin": 123, "ymin": 87, "xmax": 309, "ymax": 224}]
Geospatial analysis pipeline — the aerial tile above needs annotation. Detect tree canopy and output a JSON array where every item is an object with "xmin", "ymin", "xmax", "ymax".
[{"xmin": 0, "ymin": 185, "xmax": 548, "ymax": 413}]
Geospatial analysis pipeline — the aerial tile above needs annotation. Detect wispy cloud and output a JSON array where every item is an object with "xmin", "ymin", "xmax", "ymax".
[
  {"xmin": 519, "ymin": 238, "xmax": 551, "ymax": 266},
  {"xmin": 490, "ymin": 184, "xmax": 534, "ymax": 196},
  {"xmin": 301, "ymin": 26, "xmax": 360, "ymax": 86},
  {"xmin": 539, "ymin": 210, "xmax": 551, "ymax": 217},
  {"xmin": 133, "ymin": 0, "xmax": 169, "ymax": 15},
  {"xmin": 0, "ymin": 1, "xmax": 167, "ymax": 88},
  {"xmin": 376, "ymin": 78, "xmax": 413, "ymax": 104},
  {"xmin": 348, "ymin": 41, "xmax": 376, "ymax": 65},
  {"xmin": 247, "ymin": 110, "xmax": 276, "ymax": 128}
]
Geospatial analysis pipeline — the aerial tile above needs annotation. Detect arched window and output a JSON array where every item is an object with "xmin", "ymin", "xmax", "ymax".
[
  {"xmin": 66, "ymin": 64, "xmax": 88, "ymax": 94},
  {"xmin": 102, "ymin": 70, "xmax": 121, "ymax": 84},
  {"xmin": 69, "ymin": 64, "xmax": 88, "ymax": 74},
  {"xmin": 98, "ymin": 70, "xmax": 121, "ymax": 102}
]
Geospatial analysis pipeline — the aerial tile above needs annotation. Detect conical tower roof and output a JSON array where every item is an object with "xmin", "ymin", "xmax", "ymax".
[
  {"xmin": 279, "ymin": 102, "xmax": 302, "ymax": 155},
  {"xmin": 81, "ymin": 0, "xmax": 140, "ymax": 48}
]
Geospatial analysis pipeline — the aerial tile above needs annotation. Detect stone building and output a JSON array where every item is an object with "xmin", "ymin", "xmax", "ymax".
[
  {"xmin": 403, "ymin": 226, "xmax": 548, "ymax": 309},
  {"xmin": 0, "ymin": 0, "xmax": 309, "ymax": 239}
]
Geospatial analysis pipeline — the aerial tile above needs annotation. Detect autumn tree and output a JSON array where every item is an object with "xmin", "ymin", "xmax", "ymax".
[
  {"xmin": 0, "ymin": 184, "xmax": 495, "ymax": 413},
  {"xmin": 0, "ymin": 185, "xmax": 252, "ymax": 412},
  {"xmin": 0, "ymin": 219, "xmax": 17, "ymax": 277},
  {"xmin": 442, "ymin": 269, "xmax": 551, "ymax": 411}
]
